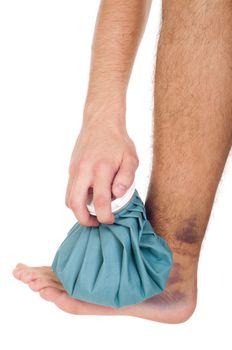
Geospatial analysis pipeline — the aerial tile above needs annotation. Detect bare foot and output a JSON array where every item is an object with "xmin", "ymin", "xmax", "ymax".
[{"xmin": 12, "ymin": 260, "xmax": 196, "ymax": 324}]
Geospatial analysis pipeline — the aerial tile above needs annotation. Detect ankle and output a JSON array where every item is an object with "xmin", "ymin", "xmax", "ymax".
[{"xmin": 135, "ymin": 281, "xmax": 197, "ymax": 324}]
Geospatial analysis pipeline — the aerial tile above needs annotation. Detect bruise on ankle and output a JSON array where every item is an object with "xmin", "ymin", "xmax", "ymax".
[
  {"xmin": 167, "ymin": 262, "xmax": 183, "ymax": 285},
  {"xmin": 143, "ymin": 288, "xmax": 186, "ymax": 307},
  {"xmin": 145, "ymin": 198, "xmax": 203, "ymax": 257},
  {"xmin": 167, "ymin": 217, "xmax": 203, "ymax": 258},
  {"xmin": 174, "ymin": 217, "xmax": 200, "ymax": 244},
  {"xmin": 171, "ymin": 246, "xmax": 199, "ymax": 258}
]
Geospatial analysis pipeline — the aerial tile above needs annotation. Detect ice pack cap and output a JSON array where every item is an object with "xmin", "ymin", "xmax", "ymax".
[{"xmin": 86, "ymin": 181, "xmax": 136, "ymax": 215}]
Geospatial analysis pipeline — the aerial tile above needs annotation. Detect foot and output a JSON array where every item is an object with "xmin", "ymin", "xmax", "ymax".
[{"xmin": 12, "ymin": 258, "xmax": 197, "ymax": 324}]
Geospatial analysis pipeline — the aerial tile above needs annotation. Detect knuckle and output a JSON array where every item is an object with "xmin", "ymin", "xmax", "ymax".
[
  {"xmin": 68, "ymin": 198, "xmax": 79, "ymax": 209},
  {"xmin": 76, "ymin": 159, "xmax": 88, "ymax": 173},
  {"xmin": 130, "ymin": 154, "xmax": 139, "ymax": 168},
  {"xmin": 134, "ymin": 155, "xmax": 139, "ymax": 167},
  {"xmin": 69, "ymin": 159, "xmax": 88, "ymax": 175},
  {"xmin": 94, "ymin": 194, "xmax": 108, "ymax": 208},
  {"xmin": 93, "ymin": 159, "xmax": 112, "ymax": 175}
]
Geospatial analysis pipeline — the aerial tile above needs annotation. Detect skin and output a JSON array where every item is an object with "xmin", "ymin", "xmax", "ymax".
[
  {"xmin": 13, "ymin": 0, "xmax": 232, "ymax": 323},
  {"xmin": 64, "ymin": 0, "xmax": 151, "ymax": 226}
]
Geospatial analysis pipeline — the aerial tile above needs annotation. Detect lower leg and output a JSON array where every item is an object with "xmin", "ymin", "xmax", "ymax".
[
  {"xmin": 13, "ymin": 0, "xmax": 232, "ymax": 323},
  {"xmin": 143, "ymin": 0, "xmax": 232, "ymax": 318}
]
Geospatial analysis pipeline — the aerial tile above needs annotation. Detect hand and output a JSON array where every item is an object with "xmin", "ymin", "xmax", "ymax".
[{"xmin": 65, "ymin": 118, "xmax": 139, "ymax": 226}]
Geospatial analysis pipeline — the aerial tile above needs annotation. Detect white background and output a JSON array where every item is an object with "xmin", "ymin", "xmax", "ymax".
[{"xmin": 0, "ymin": 1, "xmax": 231, "ymax": 349}]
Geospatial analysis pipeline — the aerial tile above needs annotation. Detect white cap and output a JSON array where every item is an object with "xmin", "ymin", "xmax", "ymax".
[{"xmin": 87, "ymin": 181, "xmax": 136, "ymax": 216}]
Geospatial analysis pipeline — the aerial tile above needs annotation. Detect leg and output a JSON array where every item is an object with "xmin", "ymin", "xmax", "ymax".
[
  {"xmin": 13, "ymin": 0, "xmax": 232, "ymax": 323},
  {"xmin": 143, "ymin": 0, "xmax": 232, "ymax": 318}
]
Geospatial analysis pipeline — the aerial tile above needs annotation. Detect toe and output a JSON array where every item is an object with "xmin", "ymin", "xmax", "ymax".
[
  {"xmin": 39, "ymin": 287, "xmax": 65, "ymax": 302},
  {"xmin": 12, "ymin": 263, "xmax": 28, "ymax": 279},
  {"xmin": 13, "ymin": 265, "xmax": 63, "ymax": 288},
  {"xmin": 12, "ymin": 269, "xmax": 22, "ymax": 280},
  {"xmin": 19, "ymin": 270, "xmax": 38, "ymax": 283},
  {"xmin": 13, "ymin": 268, "xmax": 33, "ymax": 282},
  {"xmin": 29, "ymin": 278, "xmax": 65, "ymax": 292},
  {"xmin": 39, "ymin": 287, "xmax": 82, "ymax": 314},
  {"xmin": 15, "ymin": 263, "xmax": 28, "ymax": 270},
  {"xmin": 32, "ymin": 266, "xmax": 64, "ymax": 286},
  {"xmin": 29, "ymin": 278, "xmax": 47, "ymax": 292}
]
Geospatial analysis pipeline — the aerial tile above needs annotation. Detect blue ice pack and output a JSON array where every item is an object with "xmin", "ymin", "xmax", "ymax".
[{"xmin": 52, "ymin": 187, "xmax": 173, "ymax": 308}]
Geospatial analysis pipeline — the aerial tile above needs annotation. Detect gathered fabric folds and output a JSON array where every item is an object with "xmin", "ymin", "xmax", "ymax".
[{"xmin": 52, "ymin": 189, "xmax": 173, "ymax": 308}]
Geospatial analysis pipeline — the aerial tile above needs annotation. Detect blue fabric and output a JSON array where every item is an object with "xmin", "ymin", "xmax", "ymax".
[{"xmin": 52, "ymin": 189, "xmax": 173, "ymax": 308}]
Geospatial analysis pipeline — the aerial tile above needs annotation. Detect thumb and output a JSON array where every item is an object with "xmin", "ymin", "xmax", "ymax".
[{"xmin": 112, "ymin": 157, "xmax": 137, "ymax": 198}]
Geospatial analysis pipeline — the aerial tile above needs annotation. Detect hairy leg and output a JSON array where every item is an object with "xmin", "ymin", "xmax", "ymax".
[
  {"xmin": 13, "ymin": 0, "xmax": 232, "ymax": 323},
  {"xmin": 144, "ymin": 0, "xmax": 232, "ymax": 312}
]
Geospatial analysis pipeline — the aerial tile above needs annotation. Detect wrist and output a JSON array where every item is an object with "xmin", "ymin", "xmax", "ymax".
[
  {"xmin": 83, "ymin": 94, "xmax": 126, "ymax": 129},
  {"xmin": 82, "ymin": 110, "xmax": 126, "ymax": 131},
  {"xmin": 84, "ymin": 89, "xmax": 126, "ymax": 109}
]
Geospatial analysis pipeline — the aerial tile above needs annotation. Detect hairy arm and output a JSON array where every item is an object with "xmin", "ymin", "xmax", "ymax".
[
  {"xmin": 66, "ymin": 0, "xmax": 152, "ymax": 226},
  {"xmin": 84, "ymin": 0, "xmax": 152, "ymax": 119}
]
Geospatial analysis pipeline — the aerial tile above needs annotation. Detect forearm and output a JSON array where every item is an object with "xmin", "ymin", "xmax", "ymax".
[{"xmin": 83, "ymin": 0, "xmax": 152, "ymax": 125}]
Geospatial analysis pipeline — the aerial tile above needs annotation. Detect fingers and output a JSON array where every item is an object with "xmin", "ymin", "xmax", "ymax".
[
  {"xmin": 66, "ymin": 164, "xmax": 99, "ymax": 227},
  {"xmin": 65, "ymin": 155, "xmax": 139, "ymax": 226},
  {"xmin": 92, "ymin": 162, "xmax": 115, "ymax": 224},
  {"xmin": 66, "ymin": 160, "xmax": 116, "ymax": 225},
  {"xmin": 112, "ymin": 155, "xmax": 139, "ymax": 198}
]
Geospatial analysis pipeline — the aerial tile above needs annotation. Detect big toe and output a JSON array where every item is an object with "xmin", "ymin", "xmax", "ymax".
[
  {"xmin": 40, "ymin": 287, "xmax": 64, "ymax": 303},
  {"xmin": 40, "ymin": 287, "xmax": 83, "ymax": 314}
]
